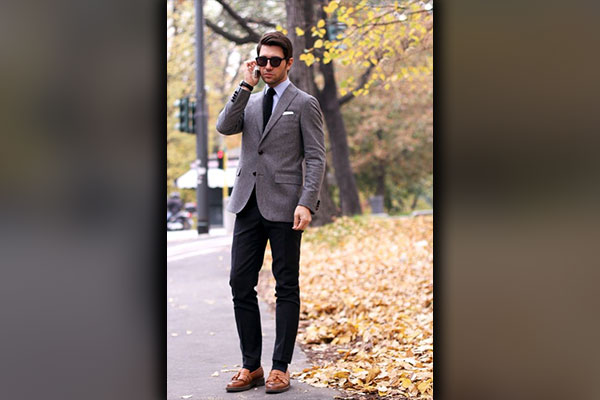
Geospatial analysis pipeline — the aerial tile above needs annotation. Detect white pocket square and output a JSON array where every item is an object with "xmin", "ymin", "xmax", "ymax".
[{"xmin": 282, "ymin": 111, "xmax": 294, "ymax": 115}]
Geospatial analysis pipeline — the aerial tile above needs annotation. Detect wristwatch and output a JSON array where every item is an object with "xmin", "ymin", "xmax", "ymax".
[{"xmin": 239, "ymin": 80, "xmax": 254, "ymax": 91}]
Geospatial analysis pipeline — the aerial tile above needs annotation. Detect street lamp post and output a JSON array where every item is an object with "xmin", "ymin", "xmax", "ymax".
[{"xmin": 194, "ymin": 0, "xmax": 209, "ymax": 234}]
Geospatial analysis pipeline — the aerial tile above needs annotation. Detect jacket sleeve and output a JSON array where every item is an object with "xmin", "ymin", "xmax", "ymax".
[
  {"xmin": 298, "ymin": 96, "xmax": 326, "ymax": 214},
  {"xmin": 216, "ymin": 87, "xmax": 251, "ymax": 135}
]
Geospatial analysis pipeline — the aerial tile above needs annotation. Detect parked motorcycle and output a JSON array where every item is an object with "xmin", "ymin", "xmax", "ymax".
[{"xmin": 167, "ymin": 209, "xmax": 193, "ymax": 231}]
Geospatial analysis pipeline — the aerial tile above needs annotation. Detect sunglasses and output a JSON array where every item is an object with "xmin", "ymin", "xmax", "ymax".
[{"xmin": 255, "ymin": 56, "xmax": 286, "ymax": 68}]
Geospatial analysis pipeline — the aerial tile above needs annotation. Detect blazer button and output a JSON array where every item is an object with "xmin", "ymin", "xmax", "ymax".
[
  {"xmin": 258, "ymin": 150, "xmax": 264, "ymax": 155},
  {"xmin": 252, "ymin": 172, "xmax": 256, "ymax": 176}
]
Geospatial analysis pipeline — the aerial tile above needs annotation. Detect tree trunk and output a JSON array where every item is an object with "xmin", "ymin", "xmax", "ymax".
[
  {"xmin": 376, "ymin": 169, "xmax": 385, "ymax": 197},
  {"xmin": 285, "ymin": 0, "xmax": 318, "ymax": 94},
  {"xmin": 287, "ymin": 0, "xmax": 362, "ymax": 218},
  {"xmin": 317, "ymin": 60, "xmax": 362, "ymax": 216},
  {"xmin": 286, "ymin": 0, "xmax": 337, "ymax": 226},
  {"xmin": 410, "ymin": 189, "xmax": 422, "ymax": 210},
  {"xmin": 375, "ymin": 130, "xmax": 386, "ymax": 197},
  {"xmin": 312, "ymin": 164, "xmax": 339, "ymax": 226}
]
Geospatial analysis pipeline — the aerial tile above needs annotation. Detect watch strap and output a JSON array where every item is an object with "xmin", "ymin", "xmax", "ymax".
[{"xmin": 239, "ymin": 80, "xmax": 254, "ymax": 91}]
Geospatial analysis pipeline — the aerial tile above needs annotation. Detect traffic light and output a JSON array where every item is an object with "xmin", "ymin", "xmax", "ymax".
[
  {"xmin": 217, "ymin": 150, "xmax": 224, "ymax": 169},
  {"xmin": 190, "ymin": 100, "xmax": 196, "ymax": 133},
  {"xmin": 327, "ymin": 18, "xmax": 347, "ymax": 41},
  {"xmin": 181, "ymin": 97, "xmax": 190, "ymax": 132},
  {"xmin": 173, "ymin": 97, "xmax": 196, "ymax": 133}
]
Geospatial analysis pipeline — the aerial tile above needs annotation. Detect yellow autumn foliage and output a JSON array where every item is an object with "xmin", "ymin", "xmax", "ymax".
[{"xmin": 293, "ymin": 0, "xmax": 432, "ymax": 99}]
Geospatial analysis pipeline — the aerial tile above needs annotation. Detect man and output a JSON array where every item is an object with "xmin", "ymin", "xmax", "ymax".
[{"xmin": 216, "ymin": 31, "xmax": 326, "ymax": 394}]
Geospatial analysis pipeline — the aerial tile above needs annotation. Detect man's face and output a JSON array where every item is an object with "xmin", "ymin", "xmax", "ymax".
[{"xmin": 258, "ymin": 45, "xmax": 293, "ymax": 87}]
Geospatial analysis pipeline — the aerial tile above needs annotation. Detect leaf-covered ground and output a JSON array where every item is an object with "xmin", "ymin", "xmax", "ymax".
[{"xmin": 258, "ymin": 215, "xmax": 433, "ymax": 399}]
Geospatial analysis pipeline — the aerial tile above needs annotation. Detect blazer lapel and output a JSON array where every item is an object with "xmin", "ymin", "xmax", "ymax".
[{"xmin": 260, "ymin": 84, "xmax": 299, "ymax": 144}]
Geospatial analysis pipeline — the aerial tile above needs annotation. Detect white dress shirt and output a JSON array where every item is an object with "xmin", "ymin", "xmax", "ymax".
[{"xmin": 265, "ymin": 78, "xmax": 291, "ymax": 114}]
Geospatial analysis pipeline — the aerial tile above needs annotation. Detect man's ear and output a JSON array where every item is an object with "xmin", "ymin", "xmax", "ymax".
[{"xmin": 286, "ymin": 57, "xmax": 294, "ymax": 72}]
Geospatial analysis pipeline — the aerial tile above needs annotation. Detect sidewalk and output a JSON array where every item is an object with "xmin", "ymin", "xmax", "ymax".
[
  {"xmin": 167, "ymin": 227, "xmax": 229, "ymax": 243},
  {"xmin": 167, "ymin": 235, "xmax": 341, "ymax": 400}
]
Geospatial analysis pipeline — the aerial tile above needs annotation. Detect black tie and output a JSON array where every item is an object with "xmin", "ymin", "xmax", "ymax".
[{"xmin": 263, "ymin": 87, "xmax": 276, "ymax": 131}]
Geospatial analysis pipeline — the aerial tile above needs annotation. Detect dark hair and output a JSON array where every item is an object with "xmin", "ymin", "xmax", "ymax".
[{"xmin": 256, "ymin": 31, "xmax": 293, "ymax": 60}]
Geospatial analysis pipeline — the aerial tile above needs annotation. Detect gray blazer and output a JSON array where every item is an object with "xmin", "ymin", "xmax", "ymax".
[{"xmin": 216, "ymin": 83, "xmax": 326, "ymax": 223}]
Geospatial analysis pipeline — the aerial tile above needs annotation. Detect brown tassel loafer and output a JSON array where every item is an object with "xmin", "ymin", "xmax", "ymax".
[
  {"xmin": 225, "ymin": 366, "xmax": 264, "ymax": 392},
  {"xmin": 265, "ymin": 369, "xmax": 290, "ymax": 393}
]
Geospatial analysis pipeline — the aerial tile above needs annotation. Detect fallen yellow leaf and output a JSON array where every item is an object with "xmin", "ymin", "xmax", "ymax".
[{"xmin": 418, "ymin": 380, "xmax": 430, "ymax": 393}]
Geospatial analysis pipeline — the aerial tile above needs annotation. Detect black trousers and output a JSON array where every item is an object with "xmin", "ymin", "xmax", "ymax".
[{"xmin": 230, "ymin": 188, "xmax": 303, "ymax": 369}]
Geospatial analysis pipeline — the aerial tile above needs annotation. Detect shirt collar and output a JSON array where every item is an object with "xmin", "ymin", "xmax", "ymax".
[{"xmin": 265, "ymin": 78, "xmax": 291, "ymax": 98}]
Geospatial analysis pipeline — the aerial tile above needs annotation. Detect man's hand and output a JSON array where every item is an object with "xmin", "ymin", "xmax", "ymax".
[
  {"xmin": 242, "ymin": 59, "xmax": 259, "ymax": 88},
  {"xmin": 292, "ymin": 205, "xmax": 312, "ymax": 231}
]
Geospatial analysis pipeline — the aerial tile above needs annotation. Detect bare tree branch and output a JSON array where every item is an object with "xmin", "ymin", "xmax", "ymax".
[
  {"xmin": 245, "ymin": 17, "xmax": 277, "ymax": 28},
  {"xmin": 338, "ymin": 62, "xmax": 376, "ymax": 106},
  {"xmin": 213, "ymin": 0, "xmax": 260, "ymax": 39},
  {"xmin": 205, "ymin": 18, "xmax": 258, "ymax": 44}
]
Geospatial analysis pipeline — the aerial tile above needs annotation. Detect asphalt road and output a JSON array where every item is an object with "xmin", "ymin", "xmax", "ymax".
[{"xmin": 167, "ymin": 231, "xmax": 341, "ymax": 400}]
